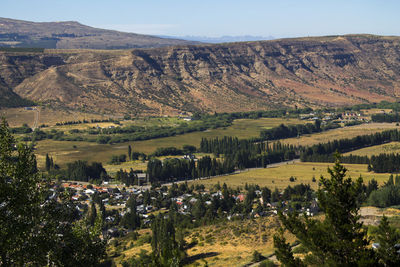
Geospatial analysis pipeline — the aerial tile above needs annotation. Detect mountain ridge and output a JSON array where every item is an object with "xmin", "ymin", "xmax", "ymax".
[
  {"xmin": 1, "ymin": 34, "xmax": 400, "ymax": 115},
  {"xmin": 0, "ymin": 17, "xmax": 196, "ymax": 49}
]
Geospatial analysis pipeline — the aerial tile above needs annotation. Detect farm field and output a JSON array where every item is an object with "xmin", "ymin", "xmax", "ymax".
[
  {"xmin": 103, "ymin": 160, "xmax": 148, "ymax": 175},
  {"xmin": 1, "ymin": 107, "xmax": 190, "ymax": 129},
  {"xmin": 189, "ymin": 162, "xmax": 391, "ymax": 190},
  {"xmin": 129, "ymin": 117, "xmax": 304, "ymax": 152},
  {"xmin": 360, "ymin": 108, "xmax": 392, "ymax": 116},
  {"xmin": 343, "ymin": 142, "xmax": 400, "ymax": 157},
  {"xmin": 1, "ymin": 107, "xmax": 110, "ymax": 127},
  {"xmin": 281, "ymin": 123, "xmax": 400, "ymax": 147},
  {"xmin": 34, "ymin": 117, "xmax": 303, "ymax": 167}
]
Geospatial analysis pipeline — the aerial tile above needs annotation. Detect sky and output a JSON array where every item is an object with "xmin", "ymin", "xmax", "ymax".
[{"xmin": 1, "ymin": 0, "xmax": 400, "ymax": 38}]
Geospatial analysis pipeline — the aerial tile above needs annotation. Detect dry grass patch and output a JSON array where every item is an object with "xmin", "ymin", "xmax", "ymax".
[
  {"xmin": 1, "ymin": 107, "xmax": 109, "ymax": 127},
  {"xmin": 281, "ymin": 123, "xmax": 400, "ymax": 147},
  {"xmin": 189, "ymin": 162, "xmax": 391, "ymax": 190},
  {"xmin": 344, "ymin": 142, "xmax": 400, "ymax": 157},
  {"xmin": 110, "ymin": 217, "xmax": 291, "ymax": 266}
]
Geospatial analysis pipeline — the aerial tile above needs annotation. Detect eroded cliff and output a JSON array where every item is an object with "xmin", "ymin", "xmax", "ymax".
[{"xmin": 2, "ymin": 35, "xmax": 400, "ymax": 115}]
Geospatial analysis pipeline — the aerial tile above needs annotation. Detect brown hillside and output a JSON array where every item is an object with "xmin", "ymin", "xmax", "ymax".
[{"xmin": 2, "ymin": 35, "xmax": 400, "ymax": 115}]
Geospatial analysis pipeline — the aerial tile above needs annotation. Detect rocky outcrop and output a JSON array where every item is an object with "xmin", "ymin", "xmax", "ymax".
[{"xmin": 2, "ymin": 35, "xmax": 400, "ymax": 115}]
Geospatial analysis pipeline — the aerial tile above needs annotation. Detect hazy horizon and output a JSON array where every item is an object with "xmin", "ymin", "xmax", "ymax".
[{"xmin": 1, "ymin": 0, "xmax": 400, "ymax": 39}]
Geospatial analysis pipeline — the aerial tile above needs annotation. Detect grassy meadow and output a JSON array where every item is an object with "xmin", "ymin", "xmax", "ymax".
[
  {"xmin": 281, "ymin": 123, "xmax": 400, "ymax": 147},
  {"xmin": 189, "ymin": 162, "xmax": 391, "ymax": 190},
  {"xmin": 344, "ymin": 142, "xmax": 400, "ymax": 157}
]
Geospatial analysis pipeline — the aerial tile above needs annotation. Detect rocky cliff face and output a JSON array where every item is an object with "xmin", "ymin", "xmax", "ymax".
[{"xmin": 2, "ymin": 35, "xmax": 400, "ymax": 115}]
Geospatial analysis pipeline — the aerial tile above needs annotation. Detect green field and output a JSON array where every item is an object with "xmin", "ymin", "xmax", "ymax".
[
  {"xmin": 189, "ymin": 162, "xmax": 391, "ymax": 190},
  {"xmin": 34, "ymin": 117, "xmax": 303, "ymax": 168},
  {"xmin": 344, "ymin": 142, "xmax": 400, "ymax": 157}
]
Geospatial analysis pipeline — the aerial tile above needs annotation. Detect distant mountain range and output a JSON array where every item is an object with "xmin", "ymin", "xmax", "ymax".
[
  {"xmin": 0, "ymin": 17, "xmax": 196, "ymax": 49},
  {"xmin": 159, "ymin": 35, "xmax": 275, "ymax": 43}
]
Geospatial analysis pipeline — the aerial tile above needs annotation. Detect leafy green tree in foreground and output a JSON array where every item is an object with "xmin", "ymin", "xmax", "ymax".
[
  {"xmin": 274, "ymin": 153, "xmax": 400, "ymax": 266},
  {"xmin": 0, "ymin": 119, "xmax": 105, "ymax": 265}
]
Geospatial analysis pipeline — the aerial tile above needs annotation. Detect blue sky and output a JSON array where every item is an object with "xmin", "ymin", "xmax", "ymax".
[{"xmin": 1, "ymin": 0, "xmax": 400, "ymax": 37}]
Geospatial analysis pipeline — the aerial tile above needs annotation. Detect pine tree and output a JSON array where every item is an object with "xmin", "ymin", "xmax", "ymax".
[
  {"xmin": 88, "ymin": 202, "xmax": 97, "ymax": 226},
  {"xmin": 45, "ymin": 153, "xmax": 51, "ymax": 171},
  {"xmin": 121, "ymin": 196, "xmax": 140, "ymax": 230},
  {"xmin": 151, "ymin": 215, "xmax": 186, "ymax": 266},
  {"xmin": 128, "ymin": 144, "xmax": 132, "ymax": 161},
  {"xmin": 376, "ymin": 216, "xmax": 400, "ymax": 265},
  {"xmin": 274, "ymin": 153, "xmax": 377, "ymax": 266}
]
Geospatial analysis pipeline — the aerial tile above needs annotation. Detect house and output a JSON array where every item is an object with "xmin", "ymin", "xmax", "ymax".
[
  {"xmin": 235, "ymin": 194, "xmax": 245, "ymax": 202},
  {"xmin": 137, "ymin": 173, "xmax": 148, "ymax": 185},
  {"xmin": 211, "ymin": 191, "xmax": 222, "ymax": 198},
  {"xmin": 306, "ymin": 200, "xmax": 319, "ymax": 216},
  {"xmin": 189, "ymin": 198, "xmax": 198, "ymax": 204},
  {"xmin": 107, "ymin": 228, "xmax": 120, "ymax": 238},
  {"xmin": 84, "ymin": 189, "xmax": 95, "ymax": 195},
  {"xmin": 183, "ymin": 154, "xmax": 196, "ymax": 160},
  {"xmin": 372, "ymin": 243, "xmax": 380, "ymax": 249},
  {"xmin": 182, "ymin": 193, "xmax": 192, "ymax": 199},
  {"xmin": 105, "ymin": 216, "xmax": 115, "ymax": 222},
  {"xmin": 145, "ymin": 205, "xmax": 153, "ymax": 211}
]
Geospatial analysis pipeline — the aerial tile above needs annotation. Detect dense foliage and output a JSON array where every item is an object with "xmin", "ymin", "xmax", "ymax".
[
  {"xmin": 66, "ymin": 160, "xmax": 107, "ymax": 182},
  {"xmin": 371, "ymin": 113, "xmax": 400, "ymax": 123},
  {"xmin": 368, "ymin": 175, "xmax": 400, "ymax": 207},
  {"xmin": 0, "ymin": 119, "xmax": 106, "ymax": 265},
  {"xmin": 147, "ymin": 156, "xmax": 235, "ymax": 183}
]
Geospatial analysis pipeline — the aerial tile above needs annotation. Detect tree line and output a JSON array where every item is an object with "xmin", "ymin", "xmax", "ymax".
[
  {"xmin": 371, "ymin": 112, "xmax": 400, "ymax": 123},
  {"xmin": 258, "ymin": 120, "xmax": 340, "ymax": 141},
  {"xmin": 147, "ymin": 156, "xmax": 235, "ymax": 183}
]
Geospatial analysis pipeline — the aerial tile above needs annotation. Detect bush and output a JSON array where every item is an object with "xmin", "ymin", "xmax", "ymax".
[
  {"xmin": 252, "ymin": 250, "xmax": 262, "ymax": 262},
  {"xmin": 152, "ymin": 146, "xmax": 183, "ymax": 157},
  {"xmin": 110, "ymin": 154, "xmax": 127, "ymax": 165},
  {"xmin": 96, "ymin": 135, "xmax": 111, "ymax": 144},
  {"xmin": 292, "ymin": 244, "xmax": 309, "ymax": 254},
  {"xmin": 259, "ymin": 260, "xmax": 277, "ymax": 267}
]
